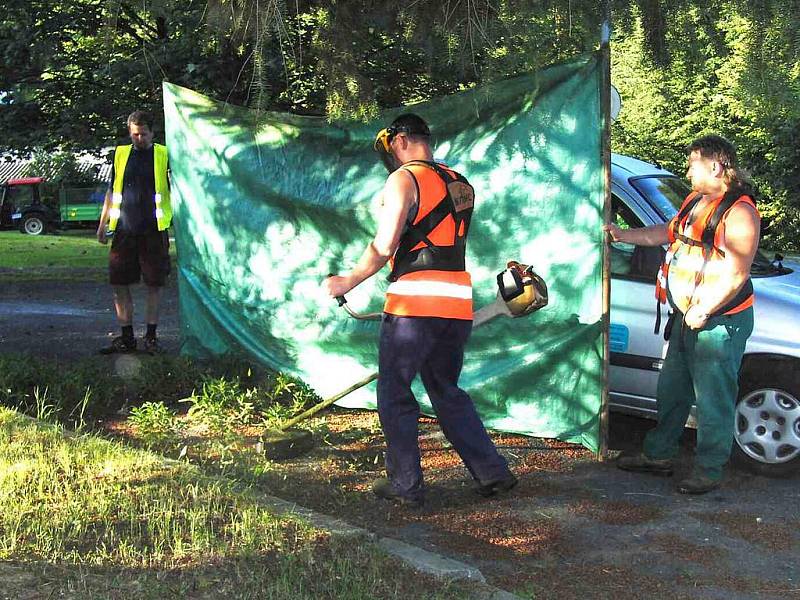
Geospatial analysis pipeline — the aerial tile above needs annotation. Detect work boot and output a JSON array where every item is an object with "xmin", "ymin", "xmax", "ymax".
[
  {"xmin": 616, "ymin": 452, "xmax": 674, "ymax": 476},
  {"xmin": 475, "ymin": 472, "xmax": 519, "ymax": 498},
  {"xmin": 99, "ymin": 336, "xmax": 137, "ymax": 355},
  {"xmin": 677, "ymin": 474, "xmax": 721, "ymax": 495},
  {"xmin": 143, "ymin": 336, "xmax": 162, "ymax": 355},
  {"xmin": 371, "ymin": 477, "xmax": 423, "ymax": 508}
]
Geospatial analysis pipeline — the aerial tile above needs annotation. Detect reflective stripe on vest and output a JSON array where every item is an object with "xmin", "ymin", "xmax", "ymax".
[
  {"xmin": 384, "ymin": 270, "xmax": 473, "ymax": 320},
  {"xmin": 109, "ymin": 143, "xmax": 171, "ymax": 232},
  {"xmin": 661, "ymin": 192, "xmax": 758, "ymax": 315}
]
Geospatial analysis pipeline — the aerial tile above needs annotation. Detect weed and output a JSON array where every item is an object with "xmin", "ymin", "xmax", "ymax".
[
  {"xmin": 128, "ymin": 402, "xmax": 185, "ymax": 449},
  {"xmin": 33, "ymin": 386, "xmax": 56, "ymax": 422},
  {"xmin": 131, "ymin": 355, "xmax": 206, "ymax": 407}
]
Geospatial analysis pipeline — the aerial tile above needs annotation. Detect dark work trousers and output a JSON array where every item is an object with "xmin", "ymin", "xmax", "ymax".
[
  {"xmin": 377, "ymin": 314, "xmax": 511, "ymax": 502},
  {"xmin": 643, "ymin": 308, "xmax": 753, "ymax": 480}
]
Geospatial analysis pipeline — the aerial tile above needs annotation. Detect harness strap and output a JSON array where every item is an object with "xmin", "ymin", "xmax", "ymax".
[{"xmin": 388, "ymin": 160, "xmax": 472, "ymax": 282}]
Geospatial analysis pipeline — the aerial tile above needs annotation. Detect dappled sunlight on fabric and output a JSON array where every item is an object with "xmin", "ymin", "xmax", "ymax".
[
  {"xmin": 468, "ymin": 131, "xmax": 500, "ymax": 162},
  {"xmin": 256, "ymin": 123, "xmax": 301, "ymax": 146},
  {"xmin": 163, "ymin": 52, "xmax": 605, "ymax": 450}
]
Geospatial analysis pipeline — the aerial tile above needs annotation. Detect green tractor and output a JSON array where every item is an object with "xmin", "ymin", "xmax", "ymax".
[{"xmin": 0, "ymin": 177, "xmax": 104, "ymax": 235}]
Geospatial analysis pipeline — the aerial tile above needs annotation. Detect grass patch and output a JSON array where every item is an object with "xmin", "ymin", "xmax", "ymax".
[
  {"xmin": 0, "ymin": 354, "xmax": 320, "ymax": 430},
  {"xmin": 0, "ymin": 408, "xmax": 469, "ymax": 599},
  {"xmin": 0, "ymin": 230, "xmax": 108, "ymax": 270},
  {"xmin": 0, "ymin": 230, "xmax": 176, "ymax": 282}
]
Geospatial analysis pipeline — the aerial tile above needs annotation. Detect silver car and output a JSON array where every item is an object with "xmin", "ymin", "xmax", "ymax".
[{"xmin": 609, "ymin": 153, "xmax": 800, "ymax": 476}]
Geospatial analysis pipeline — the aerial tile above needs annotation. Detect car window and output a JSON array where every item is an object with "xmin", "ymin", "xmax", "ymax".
[
  {"xmin": 610, "ymin": 194, "xmax": 664, "ymax": 281},
  {"xmin": 629, "ymin": 175, "xmax": 690, "ymax": 220},
  {"xmin": 610, "ymin": 195, "xmax": 641, "ymax": 277}
]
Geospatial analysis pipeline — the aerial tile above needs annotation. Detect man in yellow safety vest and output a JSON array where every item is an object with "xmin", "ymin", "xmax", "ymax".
[{"xmin": 97, "ymin": 110, "xmax": 172, "ymax": 355}]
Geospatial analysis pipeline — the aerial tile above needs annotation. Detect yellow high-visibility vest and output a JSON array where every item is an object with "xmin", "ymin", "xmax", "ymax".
[{"xmin": 108, "ymin": 143, "xmax": 171, "ymax": 231}]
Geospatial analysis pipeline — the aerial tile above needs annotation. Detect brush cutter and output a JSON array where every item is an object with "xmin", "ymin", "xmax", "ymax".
[{"xmin": 260, "ymin": 261, "xmax": 547, "ymax": 459}]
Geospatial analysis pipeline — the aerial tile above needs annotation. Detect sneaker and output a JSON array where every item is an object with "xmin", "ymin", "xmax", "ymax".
[
  {"xmin": 143, "ymin": 336, "xmax": 162, "ymax": 355},
  {"xmin": 616, "ymin": 452, "xmax": 674, "ymax": 476},
  {"xmin": 371, "ymin": 477, "xmax": 423, "ymax": 508},
  {"xmin": 677, "ymin": 474, "xmax": 720, "ymax": 495},
  {"xmin": 475, "ymin": 473, "xmax": 519, "ymax": 498},
  {"xmin": 99, "ymin": 336, "xmax": 137, "ymax": 355}
]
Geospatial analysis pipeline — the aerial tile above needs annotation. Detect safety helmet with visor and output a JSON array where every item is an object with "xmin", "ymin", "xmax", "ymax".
[{"xmin": 373, "ymin": 113, "xmax": 431, "ymax": 173}]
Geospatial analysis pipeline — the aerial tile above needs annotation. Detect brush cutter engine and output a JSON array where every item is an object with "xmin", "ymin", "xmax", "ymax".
[{"xmin": 497, "ymin": 261, "xmax": 548, "ymax": 317}]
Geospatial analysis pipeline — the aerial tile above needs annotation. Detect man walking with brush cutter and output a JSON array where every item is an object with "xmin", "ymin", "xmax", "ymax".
[{"xmin": 324, "ymin": 114, "xmax": 517, "ymax": 508}]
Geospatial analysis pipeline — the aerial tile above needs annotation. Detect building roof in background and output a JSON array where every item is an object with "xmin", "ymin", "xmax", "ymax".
[{"xmin": 0, "ymin": 153, "xmax": 112, "ymax": 184}]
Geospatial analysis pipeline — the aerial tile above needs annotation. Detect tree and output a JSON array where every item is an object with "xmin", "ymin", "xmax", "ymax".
[
  {"xmin": 1, "ymin": 1, "xmax": 798, "ymax": 247},
  {"xmin": 0, "ymin": 0, "xmax": 247, "ymax": 152}
]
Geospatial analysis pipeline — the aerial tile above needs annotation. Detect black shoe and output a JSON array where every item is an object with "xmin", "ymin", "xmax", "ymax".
[
  {"xmin": 475, "ymin": 473, "xmax": 518, "ymax": 498},
  {"xmin": 99, "ymin": 336, "xmax": 137, "ymax": 355},
  {"xmin": 616, "ymin": 452, "xmax": 674, "ymax": 476},
  {"xmin": 143, "ymin": 336, "xmax": 162, "ymax": 355},
  {"xmin": 371, "ymin": 477, "xmax": 423, "ymax": 508},
  {"xmin": 677, "ymin": 474, "xmax": 720, "ymax": 495}
]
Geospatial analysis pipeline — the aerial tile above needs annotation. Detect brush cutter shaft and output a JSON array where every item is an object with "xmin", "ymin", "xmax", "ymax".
[{"xmin": 278, "ymin": 371, "xmax": 379, "ymax": 431}]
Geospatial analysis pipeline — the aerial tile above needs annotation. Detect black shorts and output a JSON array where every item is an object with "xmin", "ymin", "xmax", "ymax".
[{"xmin": 109, "ymin": 230, "xmax": 171, "ymax": 287}]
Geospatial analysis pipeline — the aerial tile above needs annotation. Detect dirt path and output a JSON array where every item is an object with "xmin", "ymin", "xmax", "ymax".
[{"xmin": 248, "ymin": 411, "xmax": 800, "ymax": 599}]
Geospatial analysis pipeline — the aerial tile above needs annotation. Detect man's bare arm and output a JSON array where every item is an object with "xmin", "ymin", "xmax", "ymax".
[
  {"xmin": 96, "ymin": 190, "xmax": 112, "ymax": 244},
  {"xmin": 324, "ymin": 170, "xmax": 415, "ymax": 297},
  {"xmin": 603, "ymin": 222, "xmax": 670, "ymax": 246}
]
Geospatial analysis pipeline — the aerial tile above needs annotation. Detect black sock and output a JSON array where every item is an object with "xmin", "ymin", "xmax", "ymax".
[
  {"xmin": 146, "ymin": 323, "xmax": 157, "ymax": 340},
  {"xmin": 121, "ymin": 325, "xmax": 134, "ymax": 342}
]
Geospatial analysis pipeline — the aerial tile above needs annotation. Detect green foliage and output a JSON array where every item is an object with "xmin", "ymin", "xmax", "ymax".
[
  {"xmin": 185, "ymin": 376, "xmax": 260, "ymax": 436},
  {"xmin": 611, "ymin": 2, "xmax": 800, "ymax": 251},
  {"xmin": 0, "ymin": 354, "xmax": 127, "ymax": 425},
  {"xmin": 131, "ymin": 354, "xmax": 207, "ymax": 407},
  {"xmin": 183, "ymin": 370, "xmax": 320, "ymax": 435},
  {"xmin": 25, "ymin": 150, "xmax": 96, "ymax": 186},
  {"xmin": 0, "ymin": 353, "xmax": 323, "ymax": 438},
  {"xmin": 128, "ymin": 401, "xmax": 185, "ymax": 448},
  {"xmin": 3, "ymin": 1, "xmax": 797, "ymax": 244}
]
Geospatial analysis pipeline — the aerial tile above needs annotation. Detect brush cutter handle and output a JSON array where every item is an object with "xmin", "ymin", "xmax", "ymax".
[
  {"xmin": 327, "ymin": 273, "xmax": 348, "ymax": 306},
  {"xmin": 328, "ymin": 273, "xmax": 381, "ymax": 320}
]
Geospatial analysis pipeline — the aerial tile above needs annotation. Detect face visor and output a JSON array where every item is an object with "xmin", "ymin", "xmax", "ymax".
[
  {"xmin": 373, "ymin": 121, "xmax": 431, "ymax": 173},
  {"xmin": 373, "ymin": 127, "xmax": 401, "ymax": 173}
]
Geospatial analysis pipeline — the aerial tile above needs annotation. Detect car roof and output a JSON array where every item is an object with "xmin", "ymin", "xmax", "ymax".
[{"xmin": 611, "ymin": 153, "xmax": 676, "ymax": 178}]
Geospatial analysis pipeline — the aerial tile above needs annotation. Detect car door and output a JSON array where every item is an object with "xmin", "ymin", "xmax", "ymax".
[{"xmin": 608, "ymin": 184, "xmax": 668, "ymax": 417}]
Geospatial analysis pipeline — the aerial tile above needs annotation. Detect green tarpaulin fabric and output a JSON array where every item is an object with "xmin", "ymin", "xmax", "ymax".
[{"xmin": 163, "ymin": 51, "xmax": 606, "ymax": 452}]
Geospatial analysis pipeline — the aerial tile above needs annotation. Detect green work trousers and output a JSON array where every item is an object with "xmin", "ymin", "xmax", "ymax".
[{"xmin": 643, "ymin": 307, "xmax": 754, "ymax": 480}]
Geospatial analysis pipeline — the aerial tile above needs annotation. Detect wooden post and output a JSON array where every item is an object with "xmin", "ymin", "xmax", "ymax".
[{"xmin": 598, "ymin": 9, "xmax": 612, "ymax": 461}]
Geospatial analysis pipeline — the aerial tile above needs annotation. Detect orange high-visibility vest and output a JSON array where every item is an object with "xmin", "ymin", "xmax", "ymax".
[
  {"xmin": 383, "ymin": 161, "xmax": 474, "ymax": 320},
  {"xmin": 656, "ymin": 190, "xmax": 759, "ymax": 316}
]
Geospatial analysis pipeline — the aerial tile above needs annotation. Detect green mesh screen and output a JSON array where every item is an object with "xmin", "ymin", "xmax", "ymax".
[{"xmin": 163, "ymin": 51, "xmax": 606, "ymax": 452}]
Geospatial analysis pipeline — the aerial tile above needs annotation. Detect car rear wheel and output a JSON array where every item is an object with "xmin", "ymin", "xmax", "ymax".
[
  {"xmin": 732, "ymin": 358, "xmax": 800, "ymax": 477},
  {"xmin": 20, "ymin": 214, "xmax": 45, "ymax": 235}
]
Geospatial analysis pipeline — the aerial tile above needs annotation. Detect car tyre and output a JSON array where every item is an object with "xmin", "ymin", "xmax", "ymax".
[
  {"xmin": 732, "ymin": 357, "xmax": 800, "ymax": 477},
  {"xmin": 20, "ymin": 213, "xmax": 46, "ymax": 236}
]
